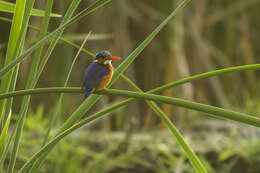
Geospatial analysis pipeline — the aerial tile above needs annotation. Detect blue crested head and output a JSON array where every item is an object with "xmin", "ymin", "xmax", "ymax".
[{"xmin": 95, "ymin": 50, "xmax": 112, "ymax": 60}]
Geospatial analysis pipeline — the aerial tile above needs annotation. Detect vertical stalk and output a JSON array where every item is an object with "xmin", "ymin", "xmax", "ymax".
[
  {"xmin": 7, "ymin": 0, "xmax": 49, "ymax": 172},
  {"xmin": 0, "ymin": 0, "xmax": 26, "ymax": 125}
]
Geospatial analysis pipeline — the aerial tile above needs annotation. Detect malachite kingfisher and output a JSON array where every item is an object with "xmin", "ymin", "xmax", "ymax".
[{"xmin": 84, "ymin": 50, "xmax": 121, "ymax": 98}]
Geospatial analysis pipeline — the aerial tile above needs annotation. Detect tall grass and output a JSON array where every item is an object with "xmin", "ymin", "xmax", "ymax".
[
  {"xmin": 0, "ymin": 0, "xmax": 259, "ymax": 172},
  {"xmin": 25, "ymin": 1, "xmax": 193, "ymax": 172},
  {"xmin": 0, "ymin": 1, "xmax": 36, "ymax": 172},
  {"xmin": 7, "ymin": 0, "xmax": 51, "ymax": 172},
  {"xmin": 0, "ymin": 0, "xmax": 112, "ymax": 172}
]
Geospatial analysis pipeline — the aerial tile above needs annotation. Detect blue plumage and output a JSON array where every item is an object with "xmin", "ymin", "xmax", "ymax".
[{"xmin": 84, "ymin": 62, "xmax": 109, "ymax": 98}]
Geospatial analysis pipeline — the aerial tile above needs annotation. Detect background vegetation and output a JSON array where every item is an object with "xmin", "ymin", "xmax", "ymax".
[{"xmin": 0, "ymin": 0, "xmax": 260, "ymax": 172}]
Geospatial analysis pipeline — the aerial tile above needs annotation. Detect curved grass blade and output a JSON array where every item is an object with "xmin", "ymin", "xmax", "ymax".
[
  {"xmin": 1, "ymin": 63, "xmax": 260, "ymax": 100},
  {"xmin": 149, "ymin": 64, "xmax": 260, "ymax": 94},
  {"xmin": 1, "ymin": 87, "xmax": 259, "ymax": 128},
  {"xmin": 0, "ymin": 0, "xmax": 112, "ymax": 79},
  {"xmin": 0, "ymin": 1, "xmax": 61, "ymax": 17},
  {"xmin": 0, "ymin": 110, "xmax": 11, "ymax": 153},
  {"xmin": 62, "ymin": 33, "xmax": 113, "ymax": 41},
  {"xmin": 97, "ymin": 89, "xmax": 260, "ymax": 127},
  {"xmin": 0, "ymin": 87, "xmax": 83, "ymax": 99},
  {"xmin": 121, "ymin": 74, "xmax": 207, "ymax": 173}
]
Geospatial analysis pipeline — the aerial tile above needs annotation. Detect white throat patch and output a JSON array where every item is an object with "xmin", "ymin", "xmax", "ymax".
[{"xmin": 104, "ymin": 60, "xmax": 112, "ymax": 64}]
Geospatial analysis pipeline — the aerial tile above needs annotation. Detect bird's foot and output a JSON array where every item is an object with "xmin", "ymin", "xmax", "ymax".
[
  {"xmin": 94, "ymin": 88, "xmax": 107, "ymax": 92},
  {"xmin": 99, "ymin": 88, "xmax": 107, "ymax": 92}
]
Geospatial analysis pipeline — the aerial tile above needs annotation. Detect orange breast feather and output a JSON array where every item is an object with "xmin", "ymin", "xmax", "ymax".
[{"xmin": 94, "ymin": 64, "xmax": 113, "ymax": 91}]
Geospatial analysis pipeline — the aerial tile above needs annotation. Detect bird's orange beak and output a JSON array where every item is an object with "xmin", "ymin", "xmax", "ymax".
[{"xmin": 107, "ymin": 57, "xmax": 121, "ymax": 60}]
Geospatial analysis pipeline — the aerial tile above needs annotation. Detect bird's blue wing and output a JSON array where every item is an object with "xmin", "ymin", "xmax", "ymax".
[{"xmin": 84, "ymin": 62, "xmax": 109, "ymax": 89}]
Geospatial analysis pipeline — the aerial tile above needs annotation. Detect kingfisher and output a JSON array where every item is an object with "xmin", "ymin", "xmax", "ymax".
[{"xmin": 84, "ymin": 50, "xmax": 121, "ymax": 98}]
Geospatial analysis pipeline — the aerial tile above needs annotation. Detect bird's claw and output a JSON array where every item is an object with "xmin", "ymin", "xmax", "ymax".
[
  {"xmin": 94, "ymin": 88, "xmax": 107, "ymax": 92},
  {"xmin": 100, "ymin": 88, "xmax": 107, "ymax": 91}
]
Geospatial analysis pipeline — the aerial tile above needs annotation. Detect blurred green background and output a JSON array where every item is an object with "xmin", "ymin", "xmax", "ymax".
[{"xmin": 1, "ymin": 0, "xmax": 260, "ymax": 172}]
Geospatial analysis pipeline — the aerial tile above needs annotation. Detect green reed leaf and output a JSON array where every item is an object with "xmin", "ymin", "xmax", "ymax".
[{"xmin": 0, "ymin": 0, "xmax": 61, "ymax": 17}]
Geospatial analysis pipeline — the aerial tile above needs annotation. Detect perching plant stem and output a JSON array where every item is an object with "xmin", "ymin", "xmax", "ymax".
[
  {"xmin": 0, "ymin": 87, "xmax": 259, "ymax": 128},
  {"xmin": 121, "ymin": 74, "xmax": 207, "ymax": 173}
]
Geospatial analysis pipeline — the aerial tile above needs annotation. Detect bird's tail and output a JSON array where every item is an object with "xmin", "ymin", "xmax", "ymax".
[{"xmin": 85, "ymin": 88, "xmax": 92, "ymax": 98}]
